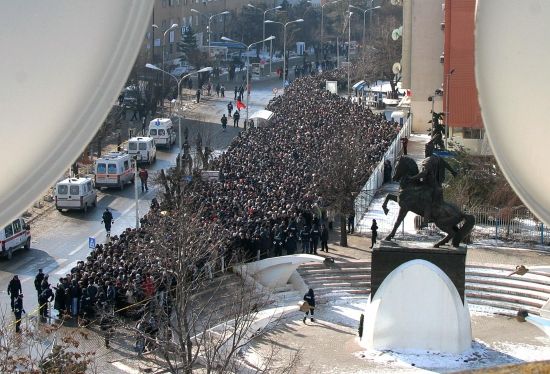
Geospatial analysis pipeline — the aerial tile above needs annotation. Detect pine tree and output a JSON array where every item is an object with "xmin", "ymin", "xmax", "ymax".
[{"xmin": 178, "ymin": 27, "xmax": 198, "ymax": 64}]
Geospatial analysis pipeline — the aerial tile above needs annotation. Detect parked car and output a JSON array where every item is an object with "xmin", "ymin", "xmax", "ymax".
[{"xmin": 1, "ymin": 217, "xmax": 31, "ymax": 259}]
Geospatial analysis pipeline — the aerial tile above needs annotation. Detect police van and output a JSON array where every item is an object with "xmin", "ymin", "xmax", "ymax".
[
  {"xmin": 148, "ymin": 118, "xmax": 176, "ymax": 148},
  {"xmin": 94, "ymin": 152, "xmax": 134, "ymax": 190},
  {"xmin": 1, "ymin": 217, "xmax": 31, "ymax": 260},
  {"xmin": 55, "ymin": 177, "xmax": 97, "ymax": 212},
  {"xmin": 127, "ymin": 136, "xmax": 156, "ymax": 165}
]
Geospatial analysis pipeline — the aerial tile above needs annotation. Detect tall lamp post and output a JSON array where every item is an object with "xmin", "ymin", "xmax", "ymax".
[
  {"xmin": 191, "ymin": 9, "xmax": 230, "ymax": 57},
  {"xmin": 321, "ymin": 0, "xmax": 342, "ymax": 54},
  {"xmin": 349, "ymin": 4, "xmax": 381, "ymax": 46},
  {"xmin": 346, "ymin": 11, "xmax": 355, "ymax": 97},
  {"xmin": 247, "ymin": 4, "xmax": 281, "ymax": 53},
  {"xmin": 162, "ymin": 23, "xmax": 178, "ymax": 104},
  {"xmin": 221, "ymin": 36, "xmax": 275, "ymax": 124},
  {"xmin": 444, "ymin": 69, "xmax": 455, "ymax": 149},
  {"xmin": 145, "ymin": 64, "xmax": 213, "ymax": 171},
  {"xmin": 265, "ymin": 19, "xmax": 304, "ymax": 92}
]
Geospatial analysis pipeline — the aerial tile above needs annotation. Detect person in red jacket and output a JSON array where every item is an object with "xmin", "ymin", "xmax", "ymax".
[{"xmin": 139, "ymin": 168, "xmax": 149, "ymax": 193}]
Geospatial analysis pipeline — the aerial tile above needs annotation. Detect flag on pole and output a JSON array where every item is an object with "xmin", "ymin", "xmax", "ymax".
[{"xmin": 236, "ymin": 99, "xmax": 246, "ymax": 110}]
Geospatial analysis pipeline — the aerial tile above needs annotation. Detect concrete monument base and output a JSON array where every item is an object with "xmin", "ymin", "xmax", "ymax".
[{"xmin": 363, "ymin": 242, "xmax": 471, "ymax": 354}]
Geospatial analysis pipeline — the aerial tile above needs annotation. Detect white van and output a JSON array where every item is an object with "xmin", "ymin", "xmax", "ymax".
[
  {"xmin": 128, "ymin": 136, "xmax": 156, "ymax": 165},
  {"xmin": 1, "ymin": 218, "xmax": 31, "ymax": 259},
  {"xmin": 148, "ymin": 118, "xmax": 176, "ymax": 148},
  {"xmin": 95, "ymin": 152, "xmax": 134, "ymax": 190},
  {"xmin": 55, "ymin": 177, "xmax": 97, "ymax": 212}
]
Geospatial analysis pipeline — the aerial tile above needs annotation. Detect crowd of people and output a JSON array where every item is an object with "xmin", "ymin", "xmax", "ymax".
[
  {"xmin": 198, "ymin": 69, "xmax": 399, "ymax": 260},
  {"xmin": 16, "ymin": 69, "xmax": 400, "ymax": 325}
]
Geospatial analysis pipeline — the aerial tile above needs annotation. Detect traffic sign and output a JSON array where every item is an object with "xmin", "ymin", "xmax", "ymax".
[{"xmin": 88, "ymin": 237, "xmax": 96, "ymax": 249}]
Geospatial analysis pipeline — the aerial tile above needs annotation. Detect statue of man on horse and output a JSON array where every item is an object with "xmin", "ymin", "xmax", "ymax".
[{"xmin": 382, "ymin": 155, "xmax": 474, "ymax": 248}]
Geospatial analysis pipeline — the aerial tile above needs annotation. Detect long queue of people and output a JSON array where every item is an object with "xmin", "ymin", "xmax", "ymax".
[
  {"xmin": 8, "ymin": 69, "xmax": 400, "ymax": 331},
  {"xmin": 199, "ymin": 69, "xmax": 399, "ymax": 260}
]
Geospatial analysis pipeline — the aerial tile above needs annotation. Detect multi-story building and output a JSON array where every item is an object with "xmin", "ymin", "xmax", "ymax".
[
  {"xmin": 143, "ymin": 0, "xmax": 275, "ymax": 68},
  {"xmin": 401, "ymin": 0, "xmax": 485, "ymax": 154}
]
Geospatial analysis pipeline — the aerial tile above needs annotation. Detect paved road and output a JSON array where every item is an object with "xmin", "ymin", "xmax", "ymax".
[{"xmin": 0, "ymin": 76, "xmax": 281, "ymax": 318}]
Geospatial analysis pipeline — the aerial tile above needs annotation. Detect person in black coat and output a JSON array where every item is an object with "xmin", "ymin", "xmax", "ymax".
[
  {"xmin": 310, "ymin": 223, "xmax": 320, "ymax": 255},
  {"xmin": 320, "ymin": 224, "xmax": 329, "ymax": 252},
  {"xmin": 303, "ymin": 288, "xmax": 315, "ymax": 323},
  {"xmin": 39, "ymin": 284, "xmax": 54, "ymax": 318},
  {"xmin": 370, "ymin": 219, "xmax": 378, "ymax": 249},
  {"xmin": 285, "ymin": 232, "xmax": 297, "ymax": 255},
  {"xmin": 34, "ymin": 269, "xmax": 45, "ymax": 303},
  {"xmin": 7, "ymin": 275, "xmax": 22, "ymax": 311},
  {"xmin": 13, "ymin": 294, "xmax": 25, "ymax": 333}
]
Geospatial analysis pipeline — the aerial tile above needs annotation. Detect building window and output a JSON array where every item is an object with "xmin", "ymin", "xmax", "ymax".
[
  {"xmin": 169, "ymin": 30, "xmax": 175, "ymax": 43},
  {"xmin": 162, "ymin": 0, "xmax": 167, "ymax": 7},
  {"xmin": 463, "ymin": 128, "xmax": 482, "ymax": 139},
  {"xmin": 162, "ymin": 20, "xmax": 167, "ymax": 28}
]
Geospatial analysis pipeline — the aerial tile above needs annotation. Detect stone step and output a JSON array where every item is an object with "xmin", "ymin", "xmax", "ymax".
[
  {"xmin": 315, "ymin": 288, "xmax": 371, "ymax": 295},
  {"xmin": 466, "ymin": 270, "xmax": 550, "ymax": 288},
  {"xmin": 297, "ymin": 268, "xmax": 369, "ymax": 276},
  {"xmin": 299, "ymin": 274, "xmax": 371, "ymax": 282},
  {"xmin": 465, "ymin": 290, "xmax": 544, "ymax": 309},
  {"xmin": 466, "ymin": 297, "xmax": 541, "ymax": 316},
  {"xmin": 467, "ymin": 275, "xmax": 550, "ymax": 294},
  {"xmin": 299, "ymin": 262, "xmax": 371, "ymax": 270},
  {"xmin": 466, "ymin": 281, "xmax": 550, "ymax": 301},
  {"xmin": 468, "ymin": 264, "xmax": 550, "ymax": 280},
  {"xmin": 305, "ymin": 280, "xmax": 370, "ymax": 288}
]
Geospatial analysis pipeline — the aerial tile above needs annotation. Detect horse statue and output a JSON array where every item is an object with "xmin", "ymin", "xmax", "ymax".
[{"xmin": 382, "ymin": 155, "xmax": 474, "ymax": 248}]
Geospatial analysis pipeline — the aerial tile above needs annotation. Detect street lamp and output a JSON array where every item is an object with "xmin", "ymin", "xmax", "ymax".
[
  {"xmin": 191, "ymin": 9, "xmax": 230, "ymax": 57},
  {"xmin": 265, "ymin": 19, "xmax": 304, "ymax": 92},
  {"xmin": 444, "ymin": 69, "xmax": 455, "ymax": 149},
  {"xmin": 321, "ymin": 0, "xmax": 342, "ymax": 54},
  {"xmin": 162, "ymin": 23, "xmax": 178, "ymax": 107},
  {"xmin": 349, "ymin": 4, "xmax": 381, "ymax": 46},
  {"xmin": 247, "ymin": 4, "xmax": 281, "ymax": 54},
  {"xmin": 145, "ymin": 63, "xmax": 213, "ymax": 171},
  {"xmin": 221, "ymin": 35, "xmax": 275, "ymax": 125},
  {"xmin": 346, "ymin": 11, "xmax": 356, "ymax": 97}
]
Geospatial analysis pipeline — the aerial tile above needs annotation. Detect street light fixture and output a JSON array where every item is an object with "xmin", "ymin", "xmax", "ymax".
[
  {"xmin": 161, "ymin": 23, "xmax": 178, "ymax": 108},
  {"xmin": 347, "ymin": 11, "xmax": 354, "ymax": 97},
  {"xmin": 221, "ymin": 36, "xmax": 275, "ymax": 125},
  {"xmin": 349, "ymin": 4, "xmax": 381, "ymax": 46},
  {"xmin": 444, "ymin": 68, "xmax": 455, "ymax": 149},
  {"xmin": 265, "ymin": 19, "xmax": 304, "ymax": 92},
  {"xmin": 145, "ymin": 63, "xmax": 213, "ymax": 171},
  {"xmin": 192, "ymin": 9, "xmax": 230, "ymax": 56},
  {"xmin": 321, "ymin": 0, "xmax": 342, "ymax": 54}
]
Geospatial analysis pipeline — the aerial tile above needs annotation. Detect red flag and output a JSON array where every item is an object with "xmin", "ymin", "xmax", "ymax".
[{"xmin": 236, "ymin": 99, "xmax": 246, "ymax": 110}]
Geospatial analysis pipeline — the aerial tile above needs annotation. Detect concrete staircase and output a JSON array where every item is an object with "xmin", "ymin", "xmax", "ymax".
[
  {"xmin": 295, "ymin": 260, "xmax": 550, "ymax": 317},
  {"xmin": 297, "ymin": 259, "xmax": 371, "ymax": 302}
]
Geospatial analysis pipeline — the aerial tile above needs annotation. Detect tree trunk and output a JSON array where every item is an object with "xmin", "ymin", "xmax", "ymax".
[{"xmin": 340, "ymin": 215, "xmax": 348, "ymax": 247}]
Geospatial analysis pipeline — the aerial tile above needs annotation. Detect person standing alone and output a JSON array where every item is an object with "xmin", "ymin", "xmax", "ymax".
[
  {"xmin": 370, "ymin": 219, "xmax": 378, "ymax": 249},
  {"xmin": 139, "ymin": 167, "xmax": 149, "ymax": 193},
  {"xmin": 7, "ymin": 275, "xmax": 22, "ymax": 311},
  {"xmin": 303, "ymin": 288, "xmax": 315, "ymax": 323},
  {"xmin": 221, "ymin": 114, "xmax": 228, "ymax": 132},
  {"xmin": 13, "ymin": 294, "xmax": 25, "ymax": 333}
]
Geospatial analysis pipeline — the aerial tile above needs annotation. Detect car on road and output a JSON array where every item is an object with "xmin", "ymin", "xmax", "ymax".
[
  {"xmin": 148, "ymin": 118, "xmax": 176, "ymax": 148},
  {"xmin": 127, "ymin": 136, "xmax": 156, "ymax": 165},
  {"xmin": 55, "ymin": 177, "xmax": 97, "ymax": 212},
  {"xmin": 95, "ymin": 152, "xmax": 134, "ymax": 190},
  {"xmin": 1, "ymin": 217, "xmax": 31, "ymax": 260}
]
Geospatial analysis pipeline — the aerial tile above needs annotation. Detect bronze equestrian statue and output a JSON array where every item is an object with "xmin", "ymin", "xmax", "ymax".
[{"xmin": 382, "ymin": 155, "xmax": 475, "ymax": 248}]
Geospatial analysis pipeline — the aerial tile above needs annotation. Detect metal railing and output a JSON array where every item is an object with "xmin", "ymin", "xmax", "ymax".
[
  {"xmin": 465, "ymin": 205, "xmax": 550, "ymax": 246},
  {"xmin": 354, "ymin": 114, "xmax": 412, "ymax": 221}
]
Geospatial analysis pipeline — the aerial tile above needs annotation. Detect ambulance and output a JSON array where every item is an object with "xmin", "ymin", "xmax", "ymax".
[
  {"xmin": 94, "ymin": 152, "xmax": 134, "ymax": 190},
  {"xmin": 127, "ymin": 136, "xmax": 156, "ymax": 165},
  {"xmin": 55, "ymin": 177, "xmax": 97, "ymax": 212},
  {"xmin": 1, "ymin": 217, "xmax": 31, "ymax": 260},
  {"xmin": 148, "ymin": 118, "xmax": 176, "ymax": 148}
]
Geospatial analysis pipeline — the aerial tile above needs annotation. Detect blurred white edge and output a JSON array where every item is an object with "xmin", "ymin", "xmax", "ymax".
[
  {"xmin": 2, "ymin": 1, "xmax": 154, "ymax": 228},
  {"xmin": 475, "ymin": 0, "xmax": 549, "ymax": 226}
]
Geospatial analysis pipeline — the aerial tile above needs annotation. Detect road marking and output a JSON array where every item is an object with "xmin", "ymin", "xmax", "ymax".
[
  {"xmin": 111, "ymin": 362, "xmax": 140, "ymax": 374},
  {"xmin": 55, "ymin": 260, "xmax": 78, "ymax": 275}
]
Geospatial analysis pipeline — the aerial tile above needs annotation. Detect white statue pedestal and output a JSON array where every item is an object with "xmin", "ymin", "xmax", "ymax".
[{"xmin": 362, "ymin": 258, "xmax": 472, "ymax": 354}]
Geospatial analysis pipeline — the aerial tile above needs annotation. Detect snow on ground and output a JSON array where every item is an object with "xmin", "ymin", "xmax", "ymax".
[{"xmin": 315, "ymin": 296, "xmax": 550, "ymax": 373}]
